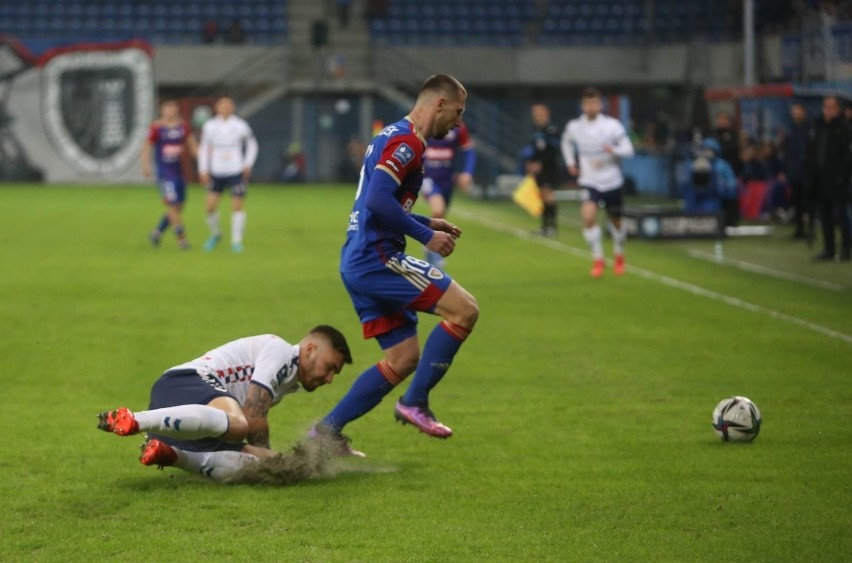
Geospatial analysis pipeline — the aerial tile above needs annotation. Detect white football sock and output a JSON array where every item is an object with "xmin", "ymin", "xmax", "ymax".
[
  {"xmin": 133, "ymin": 405, "xmax": 229, "ymax": 440},
  {"xmin": 583, "ymin": 225, "xmax": 604, "ymax": 260},
  {"xmin": 231, "ymin": 210, "xmax": 246, "ymax": 244},
  {"xmin": 608, "ymin": 221, "xmax": 626, "ymax": 256},
  {"xmin": 206, "ymin": 211, "xmax": 221, "ymax": 236},
  {"xmin": 173, "ymin": 448, "xmax": 259, "ymax": 482}
]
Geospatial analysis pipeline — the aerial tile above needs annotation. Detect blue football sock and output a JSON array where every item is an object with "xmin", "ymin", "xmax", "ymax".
[
  {"xmin": 321, "ymin": 364, "xmax": 394, "ymax": 431},
  {"xmin": 402, "ymin": 321, "xmax": 468, "ymax": 406},
  {"xmin": 156, "ymin": 214, "xmax": 170, "ymax": 234}
]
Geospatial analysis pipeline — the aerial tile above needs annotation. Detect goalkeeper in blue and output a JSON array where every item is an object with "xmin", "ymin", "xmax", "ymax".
[{"xmin": 312, "ymin": 74, "xmax": 479, "ymax": 455}]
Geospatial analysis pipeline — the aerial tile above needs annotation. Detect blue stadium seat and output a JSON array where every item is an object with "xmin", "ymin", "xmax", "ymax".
[{"xmin": 116, "ymin": 17, "xmax": 133, "ymax": 34}]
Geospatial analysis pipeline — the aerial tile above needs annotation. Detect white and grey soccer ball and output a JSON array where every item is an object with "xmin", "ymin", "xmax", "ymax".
[{"xmin": 712, "ymin": 396, "xmax": 762, "ymax": 442}]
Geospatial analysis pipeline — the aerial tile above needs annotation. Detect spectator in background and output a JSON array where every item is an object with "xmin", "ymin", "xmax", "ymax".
[
  {"xmin": 682, "ymin": 137, "xmax": 739, "ymax": 220},
  {"xmin": 226, "ymin": 19, "xmax": 246, "ymax": 44},
  {"xmin": 844, "ymin": 101, "xmax": 852, "ymax": 126},
  {"xmin": 780, "ymin": 102, "xmax": 810, "ymax": 239},
  {"xmin": 365, "ymin": 0, "xmax": 390, "ymax": 21},
  {"xmin": 273, "ymin": 143, "xmax": 307, "ymax": 183},
  {"xmin": 336, "ymin": 138, "xmax": 366, "ymax": 183},
  {"xmin": 714, "ymin": 112, "xmax": 742, "ymax": 179},
  {"xmin": 805, "ymin": 95, "xmax": 852, "ymax": 261},
  {"xmin": 336, "ymin": 0, "xmax": 352, "ymax": 28},
  {"xmin": 759, "ymin": 140, "xmax": 790, "ymax": 222},
  {"xmin": 202, "ymin": 20, "xmax": 218, "ymax": 44}
]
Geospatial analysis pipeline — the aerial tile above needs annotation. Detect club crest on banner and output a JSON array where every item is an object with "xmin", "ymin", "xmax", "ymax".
[{"xmin": 42, "ymin": 46, "xmax": 154, "ymax": 175}]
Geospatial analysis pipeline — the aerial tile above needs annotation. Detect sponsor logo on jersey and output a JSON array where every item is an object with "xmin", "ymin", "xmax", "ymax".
[
  {"xmin": 347, "ymin": 210, "xmax": 359, "ymax": 231},
  {"xmin": 392, "ymin": 143, "xmax": 415, "ymax": 167},
  {"xmin": 384, "ymin": 159, "xmax": 400, "ymax": 173}
]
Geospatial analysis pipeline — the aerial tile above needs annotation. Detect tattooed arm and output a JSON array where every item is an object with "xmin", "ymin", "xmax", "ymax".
[{"xmin": 243, "ymin": 383, "xmax": 273, "ymax": 449}]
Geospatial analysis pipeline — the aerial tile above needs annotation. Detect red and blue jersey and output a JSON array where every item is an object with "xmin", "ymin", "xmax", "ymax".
[
  {"xmin": 341, "ymin": 117, "xmax": 434, "ymax": 272},
  {"xmin": 148, "ymin": 120, "xmax": 190, "ymax": 181},
  {"xmin": 424, "ymin": 122, "xmax": 475, "ymax": 187}
]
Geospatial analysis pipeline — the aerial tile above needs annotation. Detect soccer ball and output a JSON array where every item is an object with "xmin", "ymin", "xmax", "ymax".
[{"xmin": 712, "ymin": 396, "xmax": 762, "ymax": 442}]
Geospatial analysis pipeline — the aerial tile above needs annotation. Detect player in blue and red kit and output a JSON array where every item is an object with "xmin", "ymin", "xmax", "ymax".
[
  {"xmin": 312, "ymin": 75, "xmax": 480, "ymax": 455},
  {"xmin": 142, "ymin": 99, "xmax": 198, "ymax": 249},
  {"xmin": 422, "ymin": 122, "xmax": 476, "ymax": 267}
]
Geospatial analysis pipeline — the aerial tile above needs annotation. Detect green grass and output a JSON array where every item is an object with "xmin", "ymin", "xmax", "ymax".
[{"xmin": 0, "ymin": 183, "xmax": 850, "ymax": 562}]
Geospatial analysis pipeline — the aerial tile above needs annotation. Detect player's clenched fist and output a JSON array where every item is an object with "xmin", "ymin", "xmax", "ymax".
[{"xmin": 426, "ymin": 231, "xmax": 457, "ymax": 257}]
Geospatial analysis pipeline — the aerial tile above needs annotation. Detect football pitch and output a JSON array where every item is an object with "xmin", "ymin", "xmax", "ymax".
[{"xmin": 1, "ymin": 184, "xmax": 850, "ymax": 561}]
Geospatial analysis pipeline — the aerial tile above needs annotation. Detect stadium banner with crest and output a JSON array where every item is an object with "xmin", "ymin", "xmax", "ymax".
[{"xmin": 0, "ymin": 36, "xmax": 154, "ymax": 183}]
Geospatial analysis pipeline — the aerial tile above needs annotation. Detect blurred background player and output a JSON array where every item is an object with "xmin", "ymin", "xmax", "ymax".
[
  {"xmin": 97, "ymin": 326, "xmax": 354, "ymax": 480},
  {"xmin": 780, "ymin": 102, "xmax": 810, "ymax": 240},
  {"xmin": 313, "ymin": 74, "xmax": 479, "ymax": 453},
  {"xmin": 422, "ymin": 121, "xmax": 476, "ymax": 267},
  {"xmin": 562, "ymin": 87, "xmax": 635, "ymax": 277},
  {"xmin": 197, "ymin": 95, "xmax": 259, "ymax": 253},
  {"xmin": 142, "ymin": 99, "xmax": 198, "ymax": 249},
  {"xmin": 525, "ymin": 103, "xmax": 563, "ymax": 237}
]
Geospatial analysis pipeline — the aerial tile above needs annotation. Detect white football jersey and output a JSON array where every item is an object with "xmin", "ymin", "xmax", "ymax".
[
  {"xmin": 561, "ymin": 114, "xmax": 634, "ymax": 192},
  {"xmin": 168, "ymin": 335, "xmax": 300, "ymax": 407},
  {"xmin": 198, "ymin": 115, "xmax": 259, "ymax": 177}
]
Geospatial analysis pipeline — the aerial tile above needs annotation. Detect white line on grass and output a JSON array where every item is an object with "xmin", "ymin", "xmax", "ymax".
[
  {"xmin": 557, "ymin": 210, "xmax": 844, "ymax": 292},
  {"xmin": 455, "ymin": 209, "xmax": 852, "ymax": 345},
  {"xmin": 687, "ymin": 249, "xmax": 845, "ymax": 291}
]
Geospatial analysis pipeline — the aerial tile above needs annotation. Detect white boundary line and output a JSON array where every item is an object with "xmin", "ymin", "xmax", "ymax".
[
  {"xmin": 555, "ymin": 209, "xmax": 845, "ymax": 292},
  {"xmin": 687, "ymin": 249, "xmax": 845, "ymax": 292},
  {"xmin": 455, "ymin": 209, "xmax": 852, "ymax": 345}
]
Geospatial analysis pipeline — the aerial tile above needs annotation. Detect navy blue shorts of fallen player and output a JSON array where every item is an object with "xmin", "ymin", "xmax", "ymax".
[
  {"xmin": 579, "ymin": 185, "xmax": 624, "ymax": 217},
  {"xmin": 207, "ymin": 173, "xmax": 247, "ymax": 196},
  {"xmin": 341, "ymin": 252, "xmax": 454, "ymax": 341},
  {"xmin": 147, "ymin": 368, "xmax": 244, "ymax": 453}
]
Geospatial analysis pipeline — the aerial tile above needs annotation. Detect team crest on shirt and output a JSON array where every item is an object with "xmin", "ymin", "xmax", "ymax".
[
  {"xmin": 427, "ymin": 267, "xmax": 445, "ymax": 280},
  {"xmin": 392, "ymin": 143, "xmax": 415, "ymax": 166}
]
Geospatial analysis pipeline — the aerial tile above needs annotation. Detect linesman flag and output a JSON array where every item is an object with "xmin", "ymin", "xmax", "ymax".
[{"xmin": 512, "ymin": 175, "xmax": 543, "ymax": 217}]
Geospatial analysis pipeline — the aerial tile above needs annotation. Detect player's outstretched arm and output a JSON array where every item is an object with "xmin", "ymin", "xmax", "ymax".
[{"xmin": 243, "ymin": 383, "xmax": 273, "ymax": 449}]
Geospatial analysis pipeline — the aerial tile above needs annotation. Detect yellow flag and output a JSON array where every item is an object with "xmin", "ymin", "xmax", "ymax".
[{"xmin": 512, "ymin": 175, "xmax": 543, "ymax": 217}]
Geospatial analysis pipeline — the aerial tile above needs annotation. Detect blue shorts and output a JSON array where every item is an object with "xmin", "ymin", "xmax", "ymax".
[
  {"xmin": 341, "ymin": 252, "xmax": 454, "ymax": 348},
  {"xmin": 580, "ymin": 186, "xmax": 624, "ymax": 217},
  {"xmin": 422, "ymin": 176, "xmax": 454, "ymax": 205},
  {"xmin": 208, "ymin": 173, "xmax": 247, "ymax": 196},
  {"xmin": 147, "ymin": 368, "xmax": 243, "ymax": 453},
  {"xmin": 158, "ymin": 178, "xmax": 186, "ymax": 204}
]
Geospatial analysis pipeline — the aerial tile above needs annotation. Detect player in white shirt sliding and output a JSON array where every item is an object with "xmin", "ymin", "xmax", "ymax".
[
  {"xmin": 97, "ymin": 326, "xmax": 358, "ymax": 482},
  {"xmin": 197, "ymin": 95, "xmax": 259, "ymax": 253},
  {"xmin": 561, "ymin": 87, "xmax": 635, "ymax": 277}
]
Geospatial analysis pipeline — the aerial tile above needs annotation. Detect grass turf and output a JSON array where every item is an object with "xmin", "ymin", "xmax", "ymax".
[{"xmin": 0, "ymin": 184, "xmax": 849, "ymax": 562}]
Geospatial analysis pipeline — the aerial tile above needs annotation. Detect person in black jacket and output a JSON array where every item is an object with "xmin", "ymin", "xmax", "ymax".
[
  {"xmin": 525, "ymin": 103, "xmax": 563, "ymax": 237},
  {"xmin": 805, "ymin": 95, "xmax": 852, "ymax": 261},
  {"xmin": 781, "ymin": 102, "xmax": 810, "ymax": 239}
]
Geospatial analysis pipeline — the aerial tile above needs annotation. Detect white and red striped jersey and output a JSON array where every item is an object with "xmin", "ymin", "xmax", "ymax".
[
  {"xmin": 561, "ymin": 113, "xmax": 634, "ymax": 192},
  {"xmin": 168, "ymin": 335, "xmax": 300, "ymax": 406},
  {"xmin": 198, "ymin": 115, "xmax": 258, "ymax": 177}
]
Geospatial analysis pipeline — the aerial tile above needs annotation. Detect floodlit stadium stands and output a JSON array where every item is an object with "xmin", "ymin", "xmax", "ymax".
[
  {"xmin": 0, "ymin": 0, "xmax": 288, "ymax": 46},
  {"xmin": 369, "ymin": 0, "xmax": 743, "ymax": 47}
]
